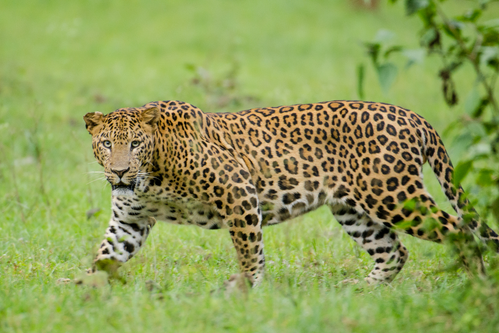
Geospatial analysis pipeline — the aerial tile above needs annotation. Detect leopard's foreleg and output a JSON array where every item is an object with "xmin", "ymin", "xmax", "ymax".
[{"xmin": 92, "ymin": 215, "xmax": 156, "ymax": 276}]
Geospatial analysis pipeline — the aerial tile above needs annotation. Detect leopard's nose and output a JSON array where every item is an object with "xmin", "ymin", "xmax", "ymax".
[{"xmin": 111, "ymin": 167, "xmax": 130, "ymax": 178}]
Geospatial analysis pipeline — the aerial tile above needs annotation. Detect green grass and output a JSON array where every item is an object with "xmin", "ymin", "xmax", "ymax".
[{"xmin": 2, "ymin": 0, "xmax": 499, "ymax": 332}]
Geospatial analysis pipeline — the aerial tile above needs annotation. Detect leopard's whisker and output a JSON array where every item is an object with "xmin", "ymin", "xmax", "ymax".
[{"xmin": 87, "ymin": 177, "xmax": 107, "ymax": 185}]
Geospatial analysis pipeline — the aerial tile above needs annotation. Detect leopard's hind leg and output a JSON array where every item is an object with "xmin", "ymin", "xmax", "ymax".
[
  {"xmin": 363, "ymin": 187, "xmax": 486, "ymax": 278},
  {"xmin": 331, "ymin": 204, "xmax": 409, "ymax": 284}
]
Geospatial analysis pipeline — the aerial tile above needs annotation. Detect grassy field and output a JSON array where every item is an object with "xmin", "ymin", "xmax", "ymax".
[{"xmin": 2, "ymin": 0, "xmax": 499, "ymax": 332}]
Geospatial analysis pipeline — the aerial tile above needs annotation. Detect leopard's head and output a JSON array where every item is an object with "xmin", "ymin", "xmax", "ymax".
[{"xmin": 84, "ymin": 106, "xmax": 159, "ymax": 196}]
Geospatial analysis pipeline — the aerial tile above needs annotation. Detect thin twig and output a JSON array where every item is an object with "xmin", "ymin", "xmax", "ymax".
[
  {"xmin": 28, "ymin": 105, "xmax": 51, "ymax": 207},
  {"xmin": 1, "ymin": 144, "xmax": 26, "ymax": 223}
]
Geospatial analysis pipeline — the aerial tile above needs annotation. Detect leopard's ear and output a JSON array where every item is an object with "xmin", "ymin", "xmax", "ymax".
[
  {"xmin": 83, "ymin": 112, "xmax": 104, "ymax": 135},
  {"xmin": 141, "ymin": 106, "xmax": 160, "ymax": 129}
]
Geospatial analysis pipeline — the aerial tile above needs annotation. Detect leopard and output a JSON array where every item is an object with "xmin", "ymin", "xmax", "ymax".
[{"xmin": 83, "ymin": 100, "xmax": 499, "ymax": 285}]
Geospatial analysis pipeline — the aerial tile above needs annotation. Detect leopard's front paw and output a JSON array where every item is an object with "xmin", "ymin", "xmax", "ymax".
[
  {"xmin": 93, "ymin": 258, "xmax": 121, "ymax": 278},
  {"xmin": 223, "ymin": 273, "xmax": 254, "ymax": 294}
]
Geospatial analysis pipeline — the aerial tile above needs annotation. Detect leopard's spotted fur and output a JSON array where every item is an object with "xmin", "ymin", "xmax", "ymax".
[{"xmin": 84, "ymin": 100, "xmax": 499, "ymax": 284}]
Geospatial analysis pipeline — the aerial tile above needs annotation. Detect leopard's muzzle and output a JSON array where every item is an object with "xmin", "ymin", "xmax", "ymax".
[{"xmin": 111, "ymin": 180, "xmax": 136, "ymax": 196}]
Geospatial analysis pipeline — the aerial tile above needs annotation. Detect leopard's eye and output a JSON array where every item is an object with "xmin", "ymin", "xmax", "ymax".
[
  {"xmin": 103, "ymin": 140, "xmax": 112, "ymax": 148},
  {"xmin": 131, "ymin": 141, "xmax": 141, "ymax": 148}
]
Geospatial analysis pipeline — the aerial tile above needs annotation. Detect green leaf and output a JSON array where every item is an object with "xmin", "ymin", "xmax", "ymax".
[
  {"xmin": 447, "ymin": 61, "xmax": 463, "ymax": 73},
  {"xmin": 492, "ymin": 197, "xmax": 499, "ymax": 225},
  {"xmin": 482, "ymin": 30, "xmax": 499, "ymax": 47},
  {"xmin": 403, "ymin": 198, "xmax": 417, "ymax": 212},
  {"xmin": 422, "ymin": 217, "xmax": 439, "ymax": 231},
  {"xmin": 482, "ymin": 18, "xmax": 499, "ymax": 28},
  {"xmin": 449, "ymin": 131, "xmax": 473, "ymax": 160},
  {"xmin": 384, "ymin": 46, "xmax": 403, "ymax": 59},
  {"xmin": 442, "ymin": 20, "xmax": 464, "ymax": 39},
  {"xmin": 480, "ymin": 46, "xmax": 499, "ymax": 67},
  {"xmin": 393, "ymin": 220, "xmax": 413, "ymax": 230},
  {"xmin": 468, "ymin": 143, "xmax": 491, "ymax": 159},
  {"xmin": 457, "ymin": 9, "xmax": 482, "ymax": 23},
  {"xmin": 418, "ymin": 3, "xmax": 436, "ymax": 26},
  {"xmin": 374, "ymin": 29, "xmax": 396, "ymax": 43},
  {"xmin": 479, "ymin": 0, "xmax": 492, "ymax": 8},
  {"xmin": 467, "ymin": 121, "xmax": 488, "ymax": 140},
  {"xmin": 464, "ymin": 87, "xmax": 481, "ymax": 116},
  {"xmin": 357, "ymin": 64, "xmax": 365, "ymax": 100},
  {"xmin": 476, "ymin": 168, "xmax": 494, "ymax": 186},
  {"xmin": 365, "ymin": 42, "xmax": 381, "ymax": 66},
  {"xmin": 420, "ymin": 27, "xmax": 440, "ymax": 49},
  {"xmin": 376, "ymin": 63, "xmax": 397, "ymax": 95},
  {"xmin": 405, "ymin": 0, "xmax": 429, "ymax": 16},
  {"xmin": 402, "ymin": 48, "xmax": 425, "ymax": 68},
  {"xmin": 482, "ymin": 119, "xmax": 497, "ymax": 134},
  {"xmin": 443, "ymin": 119, "xmax": 463, "ymax": 138},
  {"xmin": 452, "ymin": 160, "xmax": 473, "ymax": 186}
]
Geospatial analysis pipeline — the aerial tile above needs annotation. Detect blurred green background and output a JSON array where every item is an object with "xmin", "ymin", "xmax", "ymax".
[{"xmin": 1, "ymin": 0, "xmax": 499, "ymax": 332}]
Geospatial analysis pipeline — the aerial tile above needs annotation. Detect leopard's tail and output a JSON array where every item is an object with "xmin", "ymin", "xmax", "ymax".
[{"xmin": 424, "ymin": 125, "xmax": 499, "ymax": 251}]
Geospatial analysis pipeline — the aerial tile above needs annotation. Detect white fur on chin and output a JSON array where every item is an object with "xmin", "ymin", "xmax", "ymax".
[{"xmin": 112, "ymin": 188, "xmax": 135, "ymax": 197}]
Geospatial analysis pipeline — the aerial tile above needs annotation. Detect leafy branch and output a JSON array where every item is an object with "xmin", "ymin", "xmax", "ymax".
[{"xmin": 359, "ymin": 0, "xmax": 499, "ymax": 223}]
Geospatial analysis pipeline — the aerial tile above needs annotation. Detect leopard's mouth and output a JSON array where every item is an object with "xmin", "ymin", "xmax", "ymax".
[{"xmin": 111, "ymin": 181, "xmax": 136, "ymax": 196}]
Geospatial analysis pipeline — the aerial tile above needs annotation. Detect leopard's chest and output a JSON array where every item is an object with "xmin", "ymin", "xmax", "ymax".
[{"xmin": 127, "ymin": 179, "xmax": 226, "ymax": 229}]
